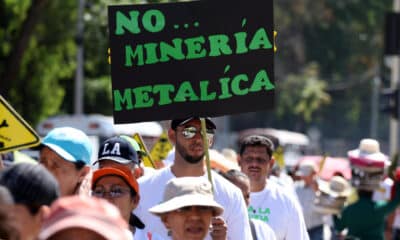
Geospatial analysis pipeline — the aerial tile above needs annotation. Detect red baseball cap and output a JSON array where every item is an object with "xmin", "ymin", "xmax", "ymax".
[
  {"xmin": 39, "ymin": 196, "xmax": 129, "ymax": 240},
  {"xmin": 92, "ymin": 166, "xmax": 139, "ymax": 194}
]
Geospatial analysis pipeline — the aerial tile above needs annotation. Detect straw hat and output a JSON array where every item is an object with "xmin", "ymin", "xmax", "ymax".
[
  {"xmin": 348, "ymin": 138, "xmax": 389, "ymax": 168},
  {"xmin": 318, "ymin": 176, "xmax": 352, "ymax": 198}
]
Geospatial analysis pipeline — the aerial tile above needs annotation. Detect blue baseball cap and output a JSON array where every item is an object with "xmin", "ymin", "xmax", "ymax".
[{"xmin": 41, "ymin": 127, "xmax": 93, "ymax": 165}]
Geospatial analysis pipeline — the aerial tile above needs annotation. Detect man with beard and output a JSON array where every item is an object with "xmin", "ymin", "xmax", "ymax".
[
  {"xmin": 134, "ymin": 117, "xmax": 252, "ymax": 240},
  {"xmin": 238, "ymin": 135, "xmax": 309, "ymax": 240}
]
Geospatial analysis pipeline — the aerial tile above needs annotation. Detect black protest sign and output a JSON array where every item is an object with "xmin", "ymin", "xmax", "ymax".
[{"xmin": 108, "ymin": 0, "xmax": 274, "ymax": 124}]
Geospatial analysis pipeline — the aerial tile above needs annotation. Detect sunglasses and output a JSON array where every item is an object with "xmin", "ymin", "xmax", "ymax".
[
  {"xmin": 180, "ymin": 126, "xmax": 215, "ymax": 140},
  {"xmin": 92, "ymin": 186, "xmax": 131, "ymax": 198}
]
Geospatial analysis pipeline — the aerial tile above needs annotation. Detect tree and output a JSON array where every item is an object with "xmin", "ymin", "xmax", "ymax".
[
  {"xmin": 0, "ymin": 0, "xmax": 393, "ymax": 144},
  {"xmin": 273, "ymin": 0, "xmax": 392, "ymax": 140},
  {"xmin": 0, "ymin": 1, "xmax": 78, "ymax": 125}
]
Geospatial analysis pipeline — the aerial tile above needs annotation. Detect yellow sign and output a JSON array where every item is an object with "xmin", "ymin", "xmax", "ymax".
[
  {"xmin": 0, "ymin": 95, "xmax": 40, "ymax": 153},
  {"xmin": 150, "ymin": 131, "xmax": 173, "ymax": 163},
  {"xmin": 273, "ymin": 146, "xmax": 285, "ymax": 169},
  {"xmin": 133, "ymin": 133, "xmax": 155, "ymax": 168}
]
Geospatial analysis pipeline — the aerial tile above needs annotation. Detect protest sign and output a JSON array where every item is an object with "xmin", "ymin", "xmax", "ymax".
[{"xmin": 108, "ymin": 0, "xmax": 274, "ymax": 123}]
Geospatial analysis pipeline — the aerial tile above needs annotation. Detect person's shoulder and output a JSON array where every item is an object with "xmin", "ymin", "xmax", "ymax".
[
  {"xmin": 211, "ymin": 171, "xmax": 243, "ymax": 196},
  {"xmin": 212, "ymin": 171, "xmax": 239, "ymax": 189},
  {"xmin": 138, "ymin": 167, "xmax": 171, "ymax": 186},
  {"xmin": 267, "ymin": 180, "xmax": 300, "ymax": 205}
]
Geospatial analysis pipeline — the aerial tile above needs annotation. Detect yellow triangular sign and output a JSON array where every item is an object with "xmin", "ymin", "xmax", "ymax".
[
  {"xmin": 150, "ymin": 131, "xmax": 173, "ymax": 163},
  {"xmin": 0, "ymin": 95, "xmax": 40, "ymax": 153},
  {"xmin": 133, "ymin": 133, "xmax": 155, "ymax": 168}
]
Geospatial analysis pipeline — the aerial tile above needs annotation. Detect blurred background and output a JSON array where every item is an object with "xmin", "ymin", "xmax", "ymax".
[{"xmin": 1, "ymin": 0, "xmax": 399, "ymax": 162}]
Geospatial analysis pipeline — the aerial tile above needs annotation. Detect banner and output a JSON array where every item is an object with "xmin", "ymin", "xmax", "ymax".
[{"xmin": 108, "ymin": 0, "xmax": 274, "ymax": 123}]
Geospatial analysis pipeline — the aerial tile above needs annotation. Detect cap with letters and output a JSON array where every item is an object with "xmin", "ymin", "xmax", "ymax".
[{"xmin": 96, "ymin": 136, "xmax": 139, "ymax": 165}]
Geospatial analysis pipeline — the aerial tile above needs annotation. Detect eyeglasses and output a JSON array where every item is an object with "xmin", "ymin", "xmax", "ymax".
[
  {"xmin": 175, "ymin": 206, "xmax": 213, "ymax": 213},
  {"xmin": 181, "ymin": 126, "xmax": 215, "ymax": 139},
  {"xmin": 92, "ymin": 186, "xmax": 131, "ymax": 198}
]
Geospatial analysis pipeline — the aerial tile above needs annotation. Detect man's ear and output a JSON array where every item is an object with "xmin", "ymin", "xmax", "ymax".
[
  {"xmin": 130, "ymin": 194, "xmax": 140, "ymax": 210},
  {"xmin": 269, "ymin": 157, "xmax": 275, "ymax": 168},
  {"xmin": 39, "ymin": 205, "xmax": 50, "ymax": 222},
  {"xmin": 168, "ymin": 128, "xmax": 176, "ymax": 145},
  {"xmin": 237, "ymin": 155, "xmax": 242, "ymax": 168},
  {"xmin": 133, "ymin": 194, "xmax": 140, "ymax": 205},
  {"xmin": 208, "ymin": 135, "xmax": 214, "ymax": 147},
  {"xmin": 78, "ymin": 166, "xmax": 90, "ymax": 181}
]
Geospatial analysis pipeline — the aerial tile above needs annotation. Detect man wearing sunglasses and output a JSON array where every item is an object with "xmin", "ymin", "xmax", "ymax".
[{"xmin": 134, "ymin": 117, "xmax": 253, "ymax": 240}]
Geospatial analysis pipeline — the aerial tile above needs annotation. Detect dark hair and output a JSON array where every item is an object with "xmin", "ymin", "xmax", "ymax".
[
  {"xmin": 223, "ymin": 169, "xmax": 249, "ymax": 182},
  {"xmin": 239, "ymin": 135, "xmax": 275, "ymax": 157},
  {"xmin": 0, "ymin": 163, "xmax": 60, "ymax": 215},
  {"xmin": 358, "ymin": 189, "xmax": 374, "ymax": 198},
  {"xmin": 73, "ymin": 160, "xmax": 86, "ymax": 170}
]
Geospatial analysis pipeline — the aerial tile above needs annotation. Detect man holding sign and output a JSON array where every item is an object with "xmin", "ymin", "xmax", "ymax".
[
  {"xmin": 135, "ymin": 117, "xmax": 252, "ymax": 240},
  {"xmin": 108, "ymin": 1, "xmax": 273, "ymax": 238}
]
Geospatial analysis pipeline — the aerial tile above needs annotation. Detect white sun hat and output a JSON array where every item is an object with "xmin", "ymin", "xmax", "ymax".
[{"xmin": 148, "ymin": 177, "xmax": 223, "ymax": 216}]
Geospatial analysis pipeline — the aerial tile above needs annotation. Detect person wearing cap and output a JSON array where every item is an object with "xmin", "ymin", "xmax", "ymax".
[
  {"xmin": 135, "ymin": 117, "xmax": 252, "ymax": 240},
  {"xmin": 221, "ymin": 169, "xmax": 277, "ymax": 240},
  {"xmin": 120, "ymin": 135, "xmax": 157, "ymax": 178},
  {"xmin": 95, "ymin": 136, "xmax": 142, "ymax": 179},
  {"xmin": 333, "ymin": 138, "xmax": 400, "ymax": 240},
  {"xmin": 149, "ymin": 177, "xmax": 226, "ymax": 240},
  {"xmin": 39, "ymin": 195, "xmax": 131, "ymax": 240},
  {"xmin": 39, "ymin": 127, "xmax": 92, "ymax": 196},
  {"xmin": 0, "ymin": 163, "xmax": 60, "ymax": 240},
  {"xmin": 91, "ymin": 165, "xmax": 147, "ymax": 239},
  {"xmin": 294, "ymin": 160, "xmax": 326, "ymax": 240},
  {"xmin": 238, "ymin": 135, "xmax": 309, "ymax": 240}
]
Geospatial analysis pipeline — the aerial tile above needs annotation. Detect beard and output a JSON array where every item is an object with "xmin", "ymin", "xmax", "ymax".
[
  {"xmin": 185, "ymin": 155, "xmax": 204, "ymax": 164},
  {"xmin": 175, "ymin": 141, "xmax": 204, "ymax": 164}
]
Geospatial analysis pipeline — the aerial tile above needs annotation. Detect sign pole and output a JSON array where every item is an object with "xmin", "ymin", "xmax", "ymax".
[
  {"xmin": 74, "ymin": 0, "xmax": 85, "ymax": 115},
  {"xmin": 200, "ymin": 118, "xmax": 214, "ymax": 192}
]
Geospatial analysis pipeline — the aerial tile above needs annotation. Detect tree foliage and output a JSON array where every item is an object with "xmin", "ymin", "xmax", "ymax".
[
  {"xmin": 273, "ymin": 0, "xmax": 392, "ymax": 139},
  {"xmin": 0, "ymin": 0, "xmax": 394, "ymax": 143}
]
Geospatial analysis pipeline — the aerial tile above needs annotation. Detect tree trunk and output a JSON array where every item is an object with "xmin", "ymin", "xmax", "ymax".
[{"xmin": 0, "ymin": 0, "xmax": 48, "ymax": 99}]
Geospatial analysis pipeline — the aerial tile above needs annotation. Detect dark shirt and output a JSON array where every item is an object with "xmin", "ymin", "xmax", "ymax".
[{"xmin": 334, "ymin": 182, "xmax": 400, "ymax": 240}]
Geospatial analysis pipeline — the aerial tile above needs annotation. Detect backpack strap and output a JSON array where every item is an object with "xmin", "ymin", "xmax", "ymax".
[{"xmin": 250, "ymin": 219, "xmax": 258, "ymax": 240}]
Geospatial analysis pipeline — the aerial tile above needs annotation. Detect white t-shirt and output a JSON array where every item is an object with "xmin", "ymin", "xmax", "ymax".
[
  {"xmin": 251, "ymin": 219, "xmax": 277, "ymax": 240},
  {"xmin": 393, "ymin": 207, "xmax": 400, "ymax": 228},
  {"xmin": 372, "ymin": 177, "xmax": 394, "ymax": 202},
  {"xmin": 134, "ymin": 229, "xmax": 163, "ymax": 240},
  {"xmin": 249, "ymin": 181, "xmax": 309, "ymax": 240},
  {"xmin": 295, "ymin": 182, "xmax": 325, "ymax": 229},
  {"xmin": 134, "ymin": 167, "xmax": 253, "ymax": 240},
  {"xmin": 269, "ymin": 174, "xmax": 297, "ymax": 200}
]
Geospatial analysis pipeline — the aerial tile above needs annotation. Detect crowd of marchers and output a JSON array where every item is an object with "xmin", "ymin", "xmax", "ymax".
[{"xmin": 1, "ymin": 116, "xmax": 400, "ymax": 240}]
